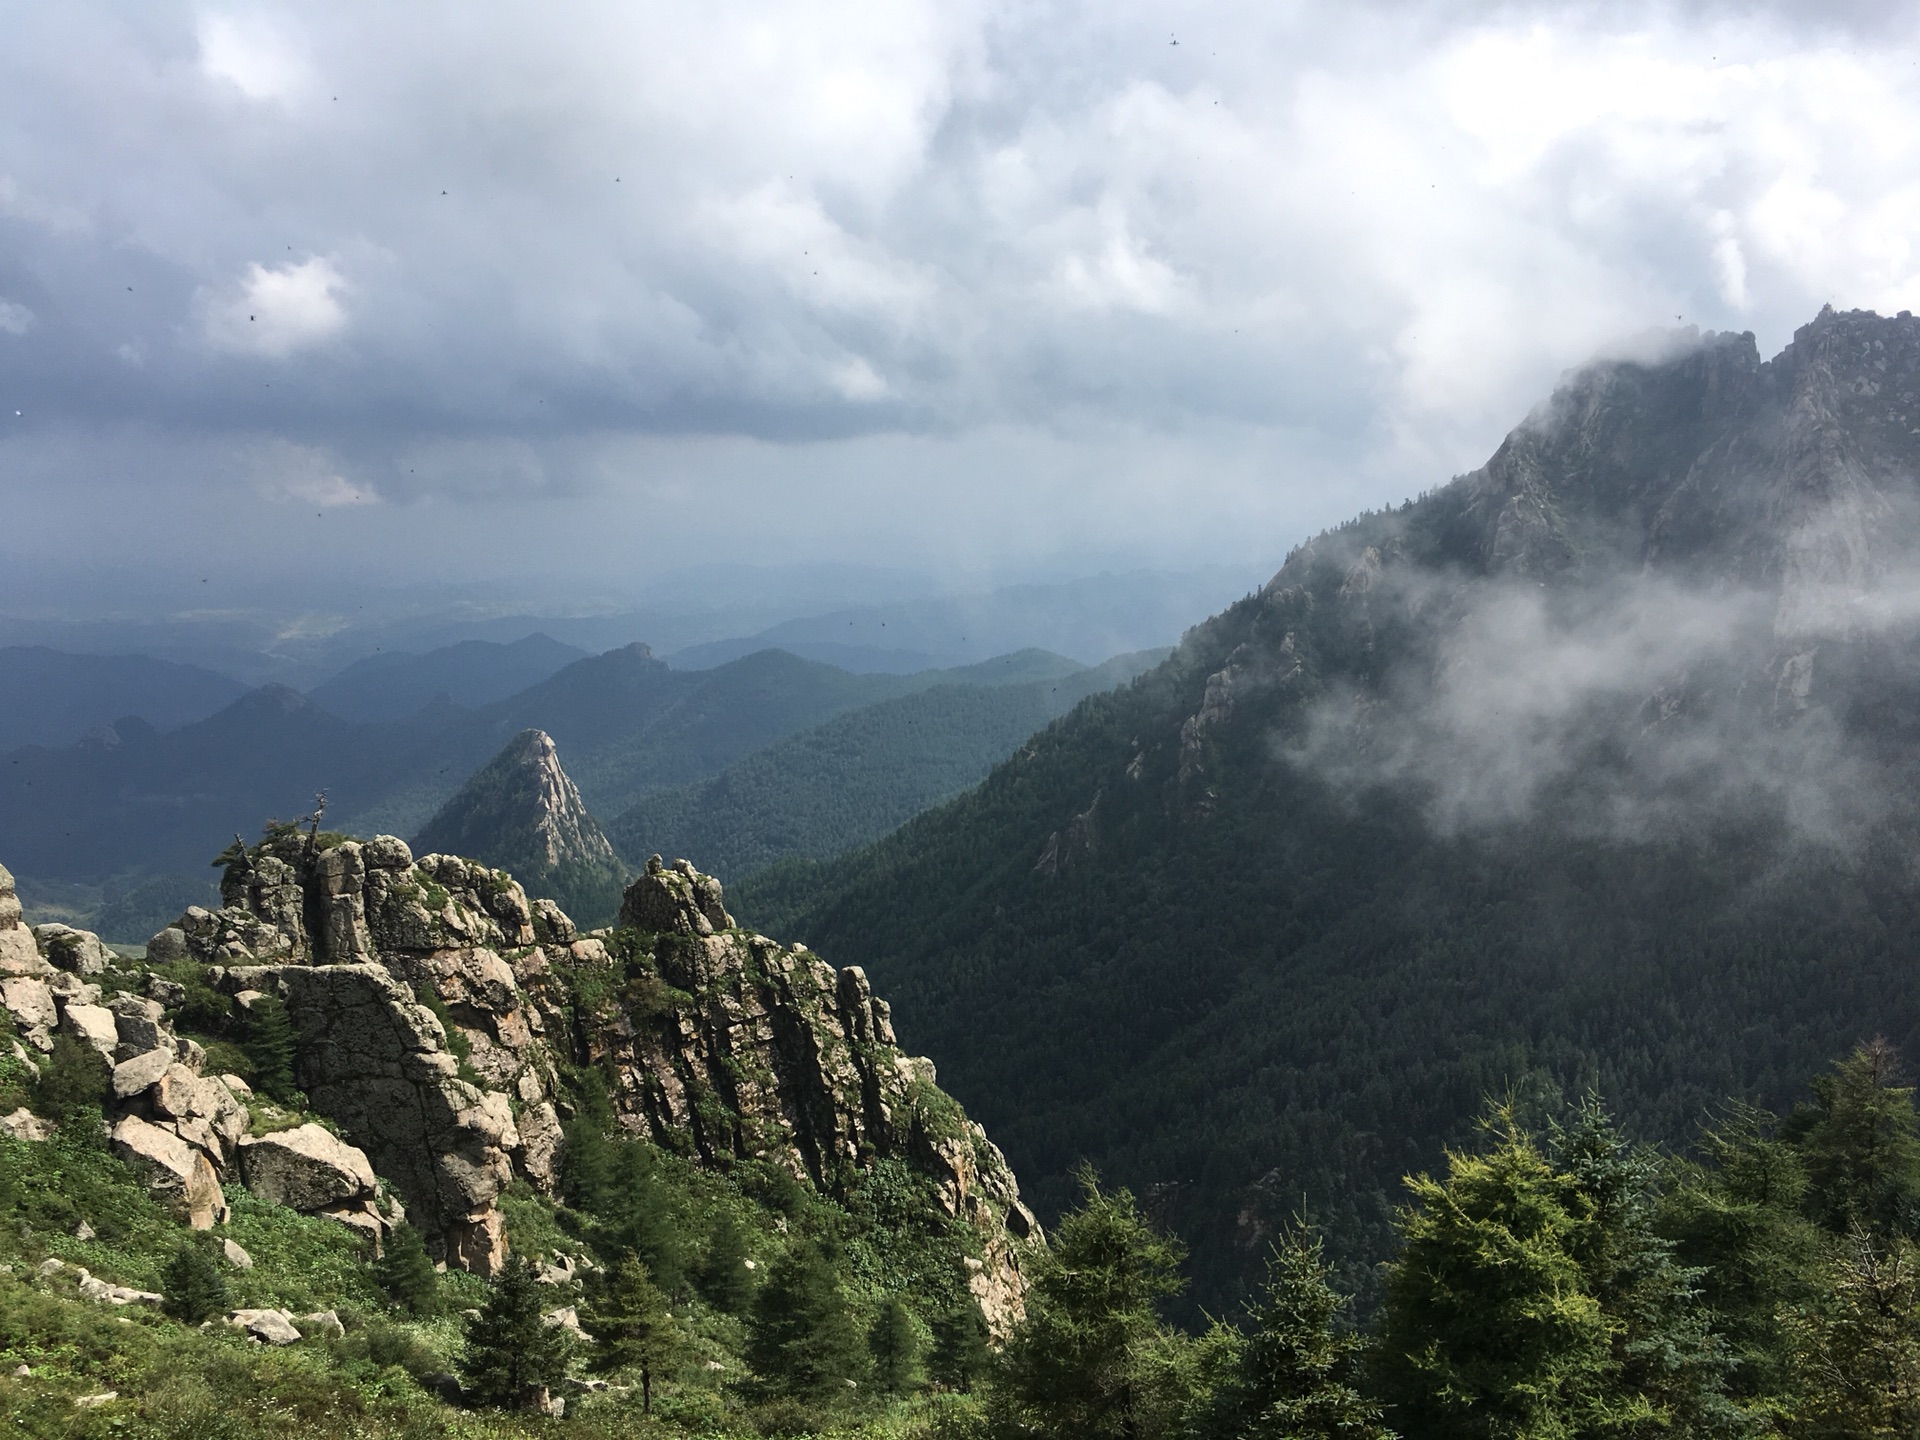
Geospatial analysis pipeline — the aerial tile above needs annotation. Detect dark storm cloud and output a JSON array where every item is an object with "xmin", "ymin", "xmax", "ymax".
[{"xmin": 4, "ymin": 1, "xmax": 1920, "ymax": 591}]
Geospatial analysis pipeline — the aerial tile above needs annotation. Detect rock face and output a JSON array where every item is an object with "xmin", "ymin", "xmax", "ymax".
[
  {"xmin": 103, "ymin": 824, "xmax": 1037, "ymax": 1321},
  {"xmin": 0, "ymin": 863, "xmax": 47, "ymax": 978},
  {"xmin": 414, "ymin": 729, "xmax": 628, "ymax": 927}
]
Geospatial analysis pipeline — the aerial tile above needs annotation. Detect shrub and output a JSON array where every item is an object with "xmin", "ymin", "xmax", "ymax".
[{"xmin": 162, "ymin": 1236, "xmax": 231, "ymax": 1324}]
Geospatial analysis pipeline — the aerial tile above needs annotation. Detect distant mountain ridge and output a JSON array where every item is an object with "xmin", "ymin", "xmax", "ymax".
[
  {"xmin": 0, "ymin": 640, "xmax": 1135, "ymax": 888},
  {"xmin": 305, "ymin": 633, "xmax": 587, "ymax": 721},
  {"xmin": 615, "ymin": 649, "xmax": 1169, "ymax": 880},
  {"xmin": 0, "ymin": 645, "xmax": 246, "ymax": 750}
]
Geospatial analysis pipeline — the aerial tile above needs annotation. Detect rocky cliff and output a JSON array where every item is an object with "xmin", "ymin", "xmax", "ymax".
[
  {"xmin": 4, "ymin": 831, "xmax": 1036, "ymax": 1329},
  {"xmin": 413, "ymin": 728, "xmax": 628, "ymax": 926}
]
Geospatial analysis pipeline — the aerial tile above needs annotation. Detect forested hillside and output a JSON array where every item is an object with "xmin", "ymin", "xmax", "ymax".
[
  {"xmin": 615, "ymin": 651, "xmax": 1166, "ymax": 881},
  {"xmin": 740, "ymin": 307, "xmax": 1920, "ymax": 1316}
]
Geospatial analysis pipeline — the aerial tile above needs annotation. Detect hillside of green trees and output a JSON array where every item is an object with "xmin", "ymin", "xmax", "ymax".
[
  {"xmin": 9, "ymin": 1007, "xmax": 1920, "ymax": 1436},
  {"xmin": 737, "ymin": 318, "xmax": 1920, "ymax": 1323},
  {"xmin": 613, "ymin": 651, "xmax": 1165, "ymax": 883}
]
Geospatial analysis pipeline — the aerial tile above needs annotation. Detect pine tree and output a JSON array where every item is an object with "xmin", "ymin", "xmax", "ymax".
[
  {"xmin": 699, "ymin": 1211, "xmax": 756, "ymax": 1314},
  {"xmin": 1658, "ymin": 1103, "xmax": 1823, "ymax": 1411},
  {"xmin": 460, "ymin": 1254, "xmax": 575, "ymax": 1411},
  {"xmin": 373, "ymin": 1222, "xmax": 440, "ymax": 1317},
  {"xmin": 994, "ymin": 1166, "xmax": 1187, "ymax": 1440},
  {"xmin": 745, "ymin": 1240, "xmax": 865, "ymax": 1403},
  {"xmin": 244, "ymin": 995, "xmax": 298, "ymax": 1104},
  {"xmin": 1784, "ymin": 1040, "xmax": 1920, "ymax": 1238},
  {"xmin": 1784, "ymin": 1226, "xmax": 1920, "ymax": 1438},
  {"xmin": 585, "ymin": 1251, "xmax": 683, "ymax": 1415},
  {"xmin": 928, "ymin": 1298, "xmax": 991, "ymax": 1392},
  {"xmin": 1225, "ymin": 1225, "xmax": 1390, "ymax": 1440},
  {"xmin": 1381, "ymin": 1101, "xmax": 1745, "ymax": 1440},
  {"xmin": 869, "ymin": 1296, "xmax": 924, "ymax": 1395},
  {"xmin": 1378, "ymin": 1107, "xmax": 1618, "ymax": 1439},
  {"xmin": 161, "ymin": 1237, "xmax": 230, "ymax": 1324},
  {"xmin": 602, "ymin": 1141, "xmax": 687, "ymax": 1296},
  {"xmin": 32, "ymin": 1034, "xmax": 109, "ymax": 1123}
]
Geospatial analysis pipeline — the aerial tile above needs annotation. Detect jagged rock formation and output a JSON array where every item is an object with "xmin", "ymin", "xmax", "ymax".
[
  {"xmin": 11, "ymin": 828, "xmax": 1037, "ymax": 1322},
  {"xmin": 414, "ymin": 728, "xmax": 628, "ymax": 926},
  {"xmin": 597, "ymin": 856, "xmax": 1036, "ymax": 1330}
]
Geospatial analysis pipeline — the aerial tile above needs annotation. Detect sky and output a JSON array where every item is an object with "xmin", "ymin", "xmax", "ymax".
[{"xmin": 6, "ymin": 0, "xmax": 1920, "ymax": 616}]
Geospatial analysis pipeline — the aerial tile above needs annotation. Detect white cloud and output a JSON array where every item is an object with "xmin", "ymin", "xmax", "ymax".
[
  {"xmin": 197, "ymin": 12, "xmax": 312, "ymax": 104},
  {"xmin": 199, "ymin": 258, "xmax": 348, "ymax": 359},
  {"xmin": 0, "ymin": 299, "xmax": 35, "ymax": 336}
]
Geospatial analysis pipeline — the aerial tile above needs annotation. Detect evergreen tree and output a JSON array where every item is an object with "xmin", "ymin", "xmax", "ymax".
[
  {"xmin": 601, "ymin": 1140, "xmax": 688, "ymax": 1296},
  {"xmin": 994, "ymin": 1166, "xmax": 1187, "ymax": 1440},
  {"xmin": 161, "ymin": 1236, "xmax": 230, "ymax": 1324},
  {"xmin": 244, "ymin": 995, "xmax": 298, "ymax": 1104},
  {"xmin": 1551, "ymin": 1099, "xmax": 1744, "ymax": 1437},
  {"xmin": 1783, "ymin": 1226, "xmax": 1920, "ymax": 1439},
  {"xmin": 1224, "ymin": 1225, "xmax": 1391, "ymax": 1440},
  {"xmin": 699, "ymin": 1211, "xmax": 756, "ymax": 1314},
  {"xmin": 869, "ymin": 1296, "xmax": 924, "ymax": 1395},
  {"xmin": 1379, "ymin": 1107, "xmax": 1626, "ymax": 1439},
  {"xmin": 585, "ymin": 1251, "xmax": 683, "ymax": 1415},
  {"xmin": 1658, "ymin": 1104, "xmax": 1822, "ymax": 1414},
  {"xmin": 1381, "ymin": 1102, "xmax": 1745, "ymax": 1440},
  {"xmin": 32, "ymin": 1033, "xmax": 108, "ymax": 1124},
  {"xmin": 745, "ymin": 1240, "xmax": 865, "ymax": 1403},
  {"xmin": 1783, "ymin": 1040, "xmax": 1920, "ymax": 1238},
  {"xmin": 928, "ymin": 1297, "xmax": 991, "ymax": 1393},
  {"xmin": 460, "ymin": 1254, "xmax": 575, "ymax": 1411},
  {"xmin": 373, "ymin": 1222, "xmax": 440, "ymax": 1317}
]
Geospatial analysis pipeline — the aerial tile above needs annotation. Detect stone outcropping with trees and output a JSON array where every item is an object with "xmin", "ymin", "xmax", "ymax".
[{"xmin": 1, "ymin": 826, "xmax": 1038, "ymax": 1326}]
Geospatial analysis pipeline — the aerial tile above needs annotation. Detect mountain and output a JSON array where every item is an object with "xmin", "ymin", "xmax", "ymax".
[
  {"xmin": 305, "ymin": 634, "xmax": 587, "ymax": 721},
  {"xmin": 664, "ymin": 566, "xmax": 1268, "ymax": 670},
  {"xmin": 614, "ymin": 650, "xmax": 1169, "ymax": 881},
  {"xmin": 0, "ymin": 640, "xmax": 1114, "ymax": 888},
  {"xmin": 412, "ymin": 728, "xmax": 628, "ymax": 925},
  {"xmin": 737, "ymin": 307, "xmax": 1920, "ymax": 1314},
  {"xmin": 0, "ymin": 646, "xmax": 246, "ymax": 750}
]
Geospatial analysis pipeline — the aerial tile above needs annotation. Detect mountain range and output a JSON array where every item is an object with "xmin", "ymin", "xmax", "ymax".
[{"xmin": 738, "ymin": 306, "xmax": 1920, "ymax": 1313}]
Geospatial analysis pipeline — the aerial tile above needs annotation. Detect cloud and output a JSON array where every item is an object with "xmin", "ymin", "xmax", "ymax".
[
  {"xmin": 198, "ymin": 258, "xmax": 348, "ymax": 359},
  {"xmin": 5, "ymin": 1, "xmax": 1920, "ymax": 597},
  {"xmin": 0, "ymin": 299, "xmax": 35, "ymax": 336}
]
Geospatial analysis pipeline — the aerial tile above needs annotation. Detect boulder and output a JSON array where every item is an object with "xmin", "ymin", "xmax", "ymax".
[
  {"xmin": 34, "ymin": 924, "xmax": 114, "ymax": 977},
  {"xmin": 222, "ymin": 1238, "xmax": 254, "ymax": 1270},
  {"xmin": 227, "ymin": 1309, "xmax": 302, "ymax": 1345},
  {"xmin": 106, "ymin": 994, "xmax": 166, "ymax": 1056},
  {"xmin": 110, "ymin": 1047, "xmax": 175, "ymax": 1100},
  {"xmin": 219, "ymin": 1073, "xmax": 254, "ymax": 1099},
  {"xmin": 1, "ymin": 975, "xmax": 56, "ymax": 1048},
  {"xmin": 238, "ymin": 1123, "xmax": 377, "ymax": 1212},
  {"xmin": 108, "ymin": 1114, "xmax": 228, "ymax": 1228},
  {"xmin": 59, "ymin": 1003, "xmax": 120, "ymax": 1058},
  {"xmin": 144, "ymin": 927, "xmax": 190, "ymax": 964},
  {"xmin": 77, "ymin": 1272, "xmax": 163, "ymax": 1306},
  {"xmin": 300, "ymin": 1309, "xmax": 346, "ymax": 1338},
  {"xmin": 1, "ymin": 1107, "xmax": 52, "ymax": 1141},
  {"xmin": 0, "ymin": 862, "xmax": 50, "ymax": 977}
]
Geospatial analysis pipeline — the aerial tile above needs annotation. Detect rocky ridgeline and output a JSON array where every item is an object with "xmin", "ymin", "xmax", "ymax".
[
  {"xmin": 1, "ymin": 860, "xmax": 393, "ymax": 1238},
  {"xmin": 1, "ymin": 835, "xmax": 1037, "ymax": 1329}
]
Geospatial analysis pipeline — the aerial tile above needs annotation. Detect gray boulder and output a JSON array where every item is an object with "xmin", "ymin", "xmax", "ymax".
[{"xmin": 238, "ymin": 1123, "xmax": 378, "ymax": 1212}]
